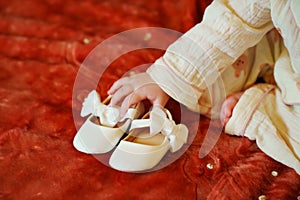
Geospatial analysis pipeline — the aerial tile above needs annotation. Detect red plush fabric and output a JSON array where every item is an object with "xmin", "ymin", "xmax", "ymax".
[{"xmin": 0, "ymin": 0, "xmax": 299, "ymax": 199}]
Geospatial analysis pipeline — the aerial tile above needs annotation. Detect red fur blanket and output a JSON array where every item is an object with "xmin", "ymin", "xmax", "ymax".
[{"xmin": 0, "ymin": 0, "xmax": 299, "ymax": 199}]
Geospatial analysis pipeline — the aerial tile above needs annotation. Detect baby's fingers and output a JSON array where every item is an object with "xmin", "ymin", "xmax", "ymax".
[
  {"xmin": 120, "ymin": 93, "xmax": 145, "ymax": 117},
  {"xmin": 109, "ymin": 85, "xmax": 133, "ymax": 106},
  {"xmin": 107, "ymin": 77, "xmax": 130, "ymax": 95}
]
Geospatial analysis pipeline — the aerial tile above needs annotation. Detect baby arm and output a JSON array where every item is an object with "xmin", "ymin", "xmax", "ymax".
[{"xmin": 109, "ymin": 0, "xmax": 273, "ymax": 117}]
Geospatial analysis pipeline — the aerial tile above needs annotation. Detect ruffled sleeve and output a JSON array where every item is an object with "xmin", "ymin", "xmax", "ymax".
[{"xmin": 147, "ymin": 0, "xmax": 274, "ymax": 113}]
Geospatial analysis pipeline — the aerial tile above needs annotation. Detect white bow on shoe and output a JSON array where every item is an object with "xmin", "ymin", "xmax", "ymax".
[
  {"xmin": 149, "ymin": 106, "xmax": 188, "ymax": 152},
  {"xmin": 73, "ymin": 90, "xmax": 144, "ymax": 154},
  {"xmin": 80, "ymin": 90, "xmax": 120, "ymax": 127}
]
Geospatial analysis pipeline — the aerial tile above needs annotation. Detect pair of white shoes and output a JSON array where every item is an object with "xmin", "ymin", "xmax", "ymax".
[{"xmin": 73, "ymin": 90, "xmax": 188, "ymax": 172}]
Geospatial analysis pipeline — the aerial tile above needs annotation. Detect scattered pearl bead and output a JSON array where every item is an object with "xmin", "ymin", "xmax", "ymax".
[
  {"xmin": 144, "ymin": 32, "xmax": 152, "ymax": 41},
  {"xmin": 271, "ymin": 170, "xmax": 278, "ymax": 177},
  {"xmin": 83, "ymin": 38, "xmax": 90, "ymax": 44},
  {"xmin": 206, "ymin": 163, "xmax": 214, "ymax": 170},
  {"xmin": 297, "ymin": 196, "xmax": 300, "ymax": 200},
  {"xmin": 258, "ymin": 195, "xmax": 266, "ymax": 200}
]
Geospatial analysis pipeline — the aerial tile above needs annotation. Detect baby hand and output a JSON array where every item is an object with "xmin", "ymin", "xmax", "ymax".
[{"xmin": 108, "ymin": 72, "xmax": 170, "ymax": 116}]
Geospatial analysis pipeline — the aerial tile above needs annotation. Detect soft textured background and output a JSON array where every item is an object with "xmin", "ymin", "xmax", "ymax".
[{"xmin": 0, "ymin": 0, "xmax": 299, "ymax": 199}]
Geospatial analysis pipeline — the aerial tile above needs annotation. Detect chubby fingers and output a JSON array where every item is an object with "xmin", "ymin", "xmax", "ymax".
[
  {"xmin": 108, "ymin": 77, "xmax": 134, "ymax": 106},
  {"xmin": 107, "ymin": 77, "xmax": 130, "ymax": 96},
  {"xmin": 107, "ymin": 72, "xmax": 170, "ymax": 117},
  {"xmin": 120, "ymin": 92, "xmax": 145, "ymax": 117},
  {"xmin": 119, "ymin": 87, "xmax": 170, "ymax": 117},
  {"xmin": 109, "ymin": 85, "xmax": 134, "ymax": 106}
]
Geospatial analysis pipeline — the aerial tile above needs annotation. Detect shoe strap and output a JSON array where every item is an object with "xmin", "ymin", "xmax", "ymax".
[
  {"xmin": 128, "ymin": 106, "xmax": 189, "ymax": 152},
  {"xmin": 120, "ymin": 108, "xmax": 138, "ymax": 122}
]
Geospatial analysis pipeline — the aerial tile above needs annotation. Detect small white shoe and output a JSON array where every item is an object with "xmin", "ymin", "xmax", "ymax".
[
  {"xmin": 109, "ymin": 106, "xmax": 188, "ymax": 172},
  {"xmin": 73, "ymin": 90, "xmax": 144, "ymax": 154}
]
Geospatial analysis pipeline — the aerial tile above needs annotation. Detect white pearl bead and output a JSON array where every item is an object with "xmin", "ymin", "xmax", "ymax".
[
  {"xmin": 271, "ymin": 170, "xmax": 278, "ymax": 177},
  {"xmin": 206, "ymin": 163, "xmax": 214, "ymax": 169},
  {"xmin": 83, "ymin": 38, "xmax": 90, "ymax": 44},
  {"xmin": 144, "ymin": 33, "xmax": 152, "ymax": 41},
  {"xmin": 258, "ymin": 195, "xmax": 266, "ymax": 200}
]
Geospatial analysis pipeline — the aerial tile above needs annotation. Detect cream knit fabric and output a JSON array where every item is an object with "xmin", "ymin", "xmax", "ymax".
[
  {"xmin": 147, "ymin": 0, "xmax": 300, "ymax": 173},
  {"xmin": 226, "ymin": 84, "xmax": 300, "ymax": 174}
]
